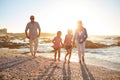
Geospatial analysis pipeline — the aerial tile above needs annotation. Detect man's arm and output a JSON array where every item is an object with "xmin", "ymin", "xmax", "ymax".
[
  {"xmin": 25, "ymin": 24, "xmax": 29, "ymax": 39},
  {"xmin": 37, "ymin": 23, "xmax": 41, "ymax": 37}
]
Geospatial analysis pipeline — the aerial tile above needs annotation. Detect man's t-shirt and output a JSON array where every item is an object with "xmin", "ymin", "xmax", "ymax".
[{"xmin": 25, "ymin": 21, "xmax": 40, "ymax": 39}]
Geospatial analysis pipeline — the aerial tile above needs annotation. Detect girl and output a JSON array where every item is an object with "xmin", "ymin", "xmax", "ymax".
[
  {"xmin": 52, "ymin": 31, "xmax": 63, "ymax": 61},
  {"xmin": 64, "ymin": 29, "xmax": 73, "ymax": 63}
]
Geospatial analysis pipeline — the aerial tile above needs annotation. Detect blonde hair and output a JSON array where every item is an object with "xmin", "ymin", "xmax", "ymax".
[{"xmin": 77, "ymin": 20, "xmax": 82, "ymax": 25}]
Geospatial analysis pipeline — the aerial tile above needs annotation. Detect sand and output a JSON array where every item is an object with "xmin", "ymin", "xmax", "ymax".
[{"xmin": 0, "ymin": 49, "xmax": 120, "ymax": 80}]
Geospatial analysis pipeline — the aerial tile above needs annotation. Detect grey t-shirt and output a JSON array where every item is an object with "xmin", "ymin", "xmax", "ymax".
[{"xmin": 25, "ymin": 21, "xmax": 41, "ymax": 39}]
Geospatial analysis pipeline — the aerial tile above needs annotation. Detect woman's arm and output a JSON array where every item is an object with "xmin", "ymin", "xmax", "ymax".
[
  {"xmin": 73, "ymin": 30, "xmax": 77, "ymax": 43},
  {"xmin": 37, "ymin": 23, "xmax": 41, "ymax": 37},
  {"xmin": 83, "ymin": 28, "xmax": 88, "ymax": 42}
]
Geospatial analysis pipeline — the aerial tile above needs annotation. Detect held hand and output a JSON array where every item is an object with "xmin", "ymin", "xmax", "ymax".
[
  {"xmin": 79, "ymin": 39, "xmax": 84, "ymax": 44},
  {"xmin": 79, "ymin": 41, "xmax": 83, "ymax": 44},
  {"xmin": 37, "ymin": 34, "xmax": 40, "ymax": 38},
  {"xmin": 37, "ymin": 35, "xmax": 40, "ymax": 38},
  {"xmin": 73, "ymin": 41, "xmax": 75, "ymax": 45},
  {"xmin": 26, "ymin": 36, "xmax": 30, "ymax": 39},
  {"xmin": 61, "ymin": 44, "xmax": 64, "ymax": 48}
]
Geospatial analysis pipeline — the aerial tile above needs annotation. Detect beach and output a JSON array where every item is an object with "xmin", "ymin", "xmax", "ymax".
[
  {"xmin": 1, "ymin": 0, "xmax": 120, "ymax": 79},
  {"xmin": 0, "ymin": 33, "xmax": 120, "ymax": 79},
  {"xmin": 0, "ymin": 48, "xmax": 120, "ymax": 80}
]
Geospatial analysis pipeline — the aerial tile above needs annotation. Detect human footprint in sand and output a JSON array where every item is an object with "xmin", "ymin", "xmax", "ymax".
[
  {"xmin": 73, "ymin": 20, "xmax": 88, "ymax": 64},
  {"xmin": 64, "ymin": 29, "xmax": 73, "ymax": 63},
  {"xmin": 25, "ymin": 15, "xmax": 41, "ymax": 58},
  {"xmin": 52, "ymin": 31, "xmax": 63, "ymax": 61}
]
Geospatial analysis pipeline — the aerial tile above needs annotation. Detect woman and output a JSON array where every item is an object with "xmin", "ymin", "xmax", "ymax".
[{"xmin": 73, "ymin": 20, "xmax": 88, "ymax": 64}]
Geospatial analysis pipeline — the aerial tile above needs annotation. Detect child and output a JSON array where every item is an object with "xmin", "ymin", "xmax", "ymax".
[
  {"xmin": 52, "ymin": 31, "xmax": 63, "ymax": 61},
  {"xmin": 64, "ymin": 29, "xmax": 73, "ymax": 63}
]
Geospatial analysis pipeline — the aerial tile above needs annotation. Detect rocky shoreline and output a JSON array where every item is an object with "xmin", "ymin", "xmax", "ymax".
[{"xmin": 0, "ymin": 33, "xmax": 120, "ymax": 49}]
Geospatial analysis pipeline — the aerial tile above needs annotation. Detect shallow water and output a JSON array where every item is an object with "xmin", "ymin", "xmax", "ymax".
[
  {"xmin": 17, "ymin": 43, "xmax": 120, "ymax": 71},
  {"xmin": 7, "ymin": 37, "xmax": 120, "ymax": 71}
]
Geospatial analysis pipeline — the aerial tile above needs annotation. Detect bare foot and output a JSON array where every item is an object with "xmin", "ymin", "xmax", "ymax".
[
  {"xmin": 64, "ymin": 58, "xmax": 66, "ymax": 63},
  {"xmin": 81, "ymin": 56, "xmax": 85, "ymax": 64},
  {"xmin": 31, "ymin": 53, "xmax": 33, "ymax": 56},
  {"xmin": 68, "ymin": 60, "xmax": 70, "ymax": 64},
  {"xmin": 79, "ymin": 60, "xmax": 81, "ymax": 64},
  {"xmin": 64, "ymin": 60, "xmax": 66, "ymax": 63},
  {"xmin": 33, "ymin": 55, "xmax": 37, "ymax": 58},
  {"xmin": 54, "ymin": 59, "xmax": 56, "ymax": 62},
  {"xmin": 58, "ymin": 59, "xmax": 60, "ymax": 61},
  {"xmin": 33, "ymin": 52, "xmax": 37, "ymax": 58}
]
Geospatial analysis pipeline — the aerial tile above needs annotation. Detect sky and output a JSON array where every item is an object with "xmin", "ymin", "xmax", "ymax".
[{"xmin": 0, "ymin": 0, "xmax": 120, "ymax": 35}]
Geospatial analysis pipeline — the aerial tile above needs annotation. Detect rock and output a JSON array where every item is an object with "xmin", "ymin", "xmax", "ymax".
[
  {"xmin": 0, "ymin": 42, "xmax": 29, "ymax": 49},
  {"xmin": 73, "ymin": 40, "xmax": 109, "ymax": 49},
  {"xmin": 117, "ymin": 41, "xmax": 120, "ymax": 46},
  {"xmin": 86, "ymin": 40, "xmax": 109, "ymax": 48}
]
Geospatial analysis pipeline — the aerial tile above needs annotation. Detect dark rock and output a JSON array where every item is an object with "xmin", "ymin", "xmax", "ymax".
[
  {"xmin": 0, "ymin": 42, "xmax": 29, "ymax": 49},
  {"xmin": 116, "ymin": 41, "xmax": 120, "ymax": 46},
  {"xmin": 86, "ymin": 40, "xmax": 109, "ymax": 48}
]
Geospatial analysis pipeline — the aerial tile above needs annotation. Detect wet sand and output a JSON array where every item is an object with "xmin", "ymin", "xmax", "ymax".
[{"xmin": 0, "ymin": 49, "xmax": 120, "ymax": 80}]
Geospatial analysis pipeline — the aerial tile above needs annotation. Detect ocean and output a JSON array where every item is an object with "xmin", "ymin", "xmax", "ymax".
[{"xmin": 10, "ymin": 36, "xmax": 120, "ymax": 71}]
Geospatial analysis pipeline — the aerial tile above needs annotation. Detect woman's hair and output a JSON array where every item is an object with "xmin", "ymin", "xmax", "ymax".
[{"xmin": 77, "ymin": 20, "xmax": 82, "ymax": 25}]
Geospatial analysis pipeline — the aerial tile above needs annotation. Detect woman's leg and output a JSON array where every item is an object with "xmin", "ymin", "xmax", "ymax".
[
  {"xmin": 80, "ymin": 42, "xmax": 85, "ymax": 64},
  {"xmin": 76, "ymin": 41, "xmax": 81, "ymax": 62}
]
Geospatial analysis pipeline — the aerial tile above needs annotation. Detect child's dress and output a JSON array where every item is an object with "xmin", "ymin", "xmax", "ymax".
[
  {"xmin": 64, "ymin": 34, "xmax": 73, "ymax": 49},
  {"xmin": 53, "ymin": 36, "xmax": 62, "ymax": 50}
]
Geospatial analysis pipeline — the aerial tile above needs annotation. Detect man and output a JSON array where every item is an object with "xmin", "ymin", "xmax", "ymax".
[{"xmin": 25, "ymin": 15, "xmax": 41, "ymax": 57}]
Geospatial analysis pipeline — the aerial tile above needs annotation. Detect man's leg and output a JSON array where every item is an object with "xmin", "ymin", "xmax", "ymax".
[
  {"xmin": 29, "ymin": 39, "xmax": 34, "ymax": 56},
  {"xmin": 33, "ymin": 38, "xmax": 38, "ymax": 57}
]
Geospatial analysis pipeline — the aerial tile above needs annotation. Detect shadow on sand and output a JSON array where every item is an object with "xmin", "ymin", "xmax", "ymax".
[
  {"xmin": 0, "ymin": 57, "xmax": 32, "ymax": 72},
  {"xmin": 37, "ymin": 62, "xmax": 58, "ymax": 80},
  {"xmin": 80, "ymin": 63, "xmax": 95, "ymax": 80},
  {"xmin": 62, "ymin": 62, "xmax": 71, "ymax": 80}
]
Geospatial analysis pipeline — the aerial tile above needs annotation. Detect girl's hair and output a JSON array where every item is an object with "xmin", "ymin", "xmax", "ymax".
[
  {"xmin": 57, "ymin": 31, "xmax": 62, "ymax": 35},
  {"xmin": 68, "ymin": 29, "xmax": 72, "ymax": 34}
]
